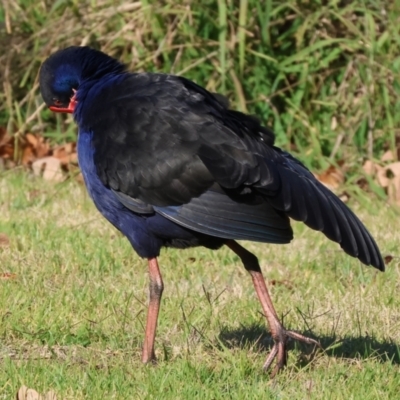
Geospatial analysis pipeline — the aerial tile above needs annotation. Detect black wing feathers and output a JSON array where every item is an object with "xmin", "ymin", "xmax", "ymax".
[
  {"xmin": 86, "ymin": 72, "xmax": 383, "ymax": 271},
  {"xmin": 85, "ymin": 74, "xmax": 215, "ymax": 205},
  {"xmin": 259, "ymin": 151, "xmax": 383, "ymax": 269},
  {"xmin": 114, "ymin": 184, "xmax": 294, "ymax": 244}
]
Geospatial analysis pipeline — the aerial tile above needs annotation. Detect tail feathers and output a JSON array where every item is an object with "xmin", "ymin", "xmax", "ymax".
[{"xmin": 262, "ymin": 153, "xmax": 384, "ymax": 271}]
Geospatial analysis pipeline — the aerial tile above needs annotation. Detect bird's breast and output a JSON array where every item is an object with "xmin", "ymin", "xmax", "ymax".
[
  {"xmin": 77, "ymin": 130, "xmax": 100, "ymax": 197},
  {"xmin": 76, "ymin": 130, "xmax": 123, "ymax": 215}
]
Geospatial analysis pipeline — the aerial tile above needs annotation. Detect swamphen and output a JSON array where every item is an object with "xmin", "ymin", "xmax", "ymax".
[{"xmin": 39, "ymin": 46, "xmax": 384, "ymax": 376}]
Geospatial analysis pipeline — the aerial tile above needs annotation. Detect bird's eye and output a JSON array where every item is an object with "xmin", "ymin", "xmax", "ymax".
[{"xmin": 53, "ymin": 98, "xmax": 62, "ymax": 106}]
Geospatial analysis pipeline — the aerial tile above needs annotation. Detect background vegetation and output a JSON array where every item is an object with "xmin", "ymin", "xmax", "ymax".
[{"xmin": 1, "ymin": 0, "xmax": 399, "ymax": 172}]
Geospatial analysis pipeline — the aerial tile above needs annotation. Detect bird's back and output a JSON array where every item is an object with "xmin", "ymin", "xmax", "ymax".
[{"xmin": 72, "ymin": 72, "xmax": 384, "ymax": 270}]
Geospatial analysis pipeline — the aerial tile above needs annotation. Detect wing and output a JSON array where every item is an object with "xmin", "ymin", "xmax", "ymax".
[
  {"xmin": 113, "ymin": 183, "xmax": 293, "ymax": 244},
  {"xmin": 80, "ymin": 72, "xmax": 384, "ymax": 271},
  {"xmin": 78, "ymin": 74, "xmax": 214, "ymax": 205},
  {"xmin": 80, "ymin": 73, "xmax": 272, "ymax": 206}
]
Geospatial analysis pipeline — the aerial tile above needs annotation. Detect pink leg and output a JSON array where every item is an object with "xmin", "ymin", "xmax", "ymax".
[
  {"xmin": 226, "ymin": 240, "xmax": 320, "ymax": 377},
  {"xmin": 141, "ymin": 257, "xmax": 164, "ymax": 363}
]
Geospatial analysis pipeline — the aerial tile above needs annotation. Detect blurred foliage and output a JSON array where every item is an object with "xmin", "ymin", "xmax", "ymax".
[{"xmin": 0, "ymin": 0, "xmax": 399, "ymax": 171}]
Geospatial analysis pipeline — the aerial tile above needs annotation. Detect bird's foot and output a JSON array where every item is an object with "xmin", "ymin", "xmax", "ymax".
[
  {"xmin": 263, "ymin": 328, "xmax": 320, "ymax": 377},
  {"xmin": 141, "ymin": 349, "xmax": 157, "ymax": 365}
]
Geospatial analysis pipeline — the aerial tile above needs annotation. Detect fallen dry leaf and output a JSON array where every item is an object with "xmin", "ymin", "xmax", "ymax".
[
  {"xmin": 0, "ymin": 272, "xmax": 17, "ymax": 280},
  {"xmin": 16, "ymin": 386, "xmax": 57, "ymax": 400},
  {"xmin": 381, "ymin": 150, "xmax": 395, "ymax": 162},
  {"xmin": 362, "ymin": 160, "xmax": 382, "ymax": 176},
  {"xmin": 269, "ymin": 279, "xmax": 294, "ymax": 291},
  {"xmin": 0, "ymin": 233, "xmax": 10, "ymax": 248},
  {"xmin": 53, "ymin": 142, "xmax": 78, "ymax": 166},
  {"xmin": 363, "ymin": 160, "xmax": 400, "ymax": 206},
  {"xmin": 377, "ymin": 162, "xmax": 400, "ymax": 206},
  {"xmin": 17, "ymin": 386, "xmax": 40, "ymax": 400},
  {"xmin": 32, "ymin": 157, "xmax": 64, "ymax": 182},
  {"xmin": 384, "ymin": 255, "xmax": 394, "ymax": 265},
  {"xmin": 315, "ymin": 164, "xmax": 345, "ymax": 191},
  {"xmin": 0, "ymin": 131, "xmax": 51, "ymax": 166},
  {"xmin": 25, "ymin": 133, "xmax": 40, "ymax": 147},
  {"xmin": 45, "ymin": 391, "xmax": 57, "ymax": 400},
  {"xmin": 0, "ymin": 129, "xmax": 78, "ymax": 180},
  {"xmin": 0, "ymin": 127, "xmax": 83, "ymax": 182},
  {"xmin": 0, "ymin": 127, "xmax": 14, "ymax": 162},
  {"xmin": 22, "ymin": 133, "xmax": 51, "ymax": 165},
  {"xmin": 376, "ymin": 162, "xmax": 400, "ymax": 187}
]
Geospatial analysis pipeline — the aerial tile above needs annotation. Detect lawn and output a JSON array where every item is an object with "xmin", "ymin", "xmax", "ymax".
[{"xmin": 0, "ymin": 171, "xmax": 399, "ymax": 399}]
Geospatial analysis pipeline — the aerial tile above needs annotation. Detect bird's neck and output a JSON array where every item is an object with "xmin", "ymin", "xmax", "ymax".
[
  {"xmin": 80, "ymin": 52, "xmax": 125, "ymax": 82},
  {"xmin": 73, "ymin": 73, "xmax": 126, "ymax": 127}
]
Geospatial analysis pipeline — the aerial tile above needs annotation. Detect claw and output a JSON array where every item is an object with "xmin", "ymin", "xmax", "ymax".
[
  {"xmin": 264, "ymin": 328, "xmax": 321, "ymax": 377},
  {"xmin": 227, "ymin": 241, "xmax": 322, "ymax": 376}
]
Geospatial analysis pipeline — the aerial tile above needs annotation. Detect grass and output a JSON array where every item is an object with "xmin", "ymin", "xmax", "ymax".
[{"xmin": 0, "ymin": 171, "xmax": 399, "ymax": 399}]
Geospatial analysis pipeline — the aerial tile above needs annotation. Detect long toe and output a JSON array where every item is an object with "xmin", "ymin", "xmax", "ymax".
[
  {"xmin": 262, "ymin": 343, "xmax": 280, "ymax": 372},
  {"xmin": 263, "ymin": 329, "xmax": 320, "ymax": 377},
  {"xmin": 285, "ymin": 329, "xmax": 321, "ymax": 347},
  {"xmin": 263, "ymin": 340, "xmax": 288, "ymax": 378}
]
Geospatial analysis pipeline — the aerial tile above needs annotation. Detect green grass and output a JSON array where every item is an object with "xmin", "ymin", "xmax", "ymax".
[
  {"xmin": 0, "ymin": 171, "xmax": 399, "ymax": 399},
  {"xmin": 1, "ymin": 0, "xmax": 400, "ymax": 173}
]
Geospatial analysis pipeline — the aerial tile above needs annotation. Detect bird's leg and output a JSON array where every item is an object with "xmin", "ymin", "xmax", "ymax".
[
  {"xmin": 226, "ymin": 240, "xmax": 320, "ymax": 377},
  {"xmin": 142, "ymin": 257, "xmax": 164, "ymax": 364}
]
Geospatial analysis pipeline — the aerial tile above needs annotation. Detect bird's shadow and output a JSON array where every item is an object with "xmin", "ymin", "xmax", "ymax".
[{"xmin": 217, "ymin": 323, "xmax": 400, "ymax": 367}]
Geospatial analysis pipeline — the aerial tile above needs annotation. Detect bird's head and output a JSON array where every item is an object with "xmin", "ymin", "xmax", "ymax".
[{"xmin": 40, "ymin": 46, "xmax": 125, "ymax": 114}]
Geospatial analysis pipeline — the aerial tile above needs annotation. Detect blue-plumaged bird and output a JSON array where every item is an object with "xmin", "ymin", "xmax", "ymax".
[{"xmin": 40, "ymin": 46, "xmax": 384, "ymax": 376}]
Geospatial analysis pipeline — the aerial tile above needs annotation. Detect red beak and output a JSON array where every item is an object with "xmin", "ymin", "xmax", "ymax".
[{"xmin": 49, "ymin": 91, "xmax": 77, "ymax": 114}]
